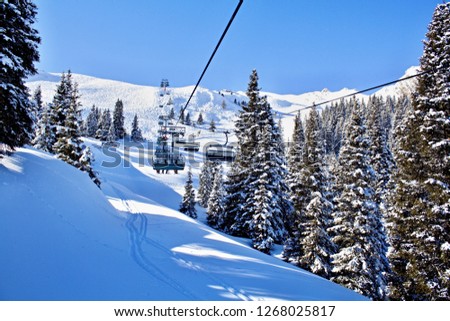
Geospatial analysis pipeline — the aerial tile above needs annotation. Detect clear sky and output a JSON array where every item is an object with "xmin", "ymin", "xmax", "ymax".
[{"xmin": 33, "ymin": 0, "xmax": 442, "ymax": 94}]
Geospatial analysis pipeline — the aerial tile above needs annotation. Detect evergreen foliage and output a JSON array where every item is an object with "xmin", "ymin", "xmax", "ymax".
[
  {"xmin": 223, "ymin": 70, "xmax": 291, "ymax": 253},
  {"xmin": 85, "ymin": 105, "xmax": 99, "ymax": 137},
  {"xmin": 30, "ymin": 85, "xmax": 43, "ymax": 134},
  {"xmin": 1, "ymin": 0, "xmax": 40, "ymax": 152},
  {"xmin": 198, "ymin": 161, "xmax": 218, "ymax": 207},
  {"xmin": 386, "ymin": 3, "xmax": 450, "ymax": 300},
  {"xmin": 366, "ymin": 95, "xmax": 394, "ymax": 203},
  {"xmin": 329, "ymin": 100, "xmax": 388, "ymax": 300},
  {"xmin": 209, "ymin": 120, "xmax": 216, "ymax": 132},
  {"xmin": 283, "ymin": 108, "xmax": 335, "ymax": 278},
  {"xmin": 96, "ymin": 109, "xmax": 112, "ymax": 141},
  {"xmin": 32, "ymin": 104, "xmax": 53, "ymax": 152},
  {"xmin": 180, "ymin": 168, "xmax": 197, "ymax": 219},
  {"xmin": 197, "ymin": 112, "xmax": 204, "ymax": 125},
  {"xmin": 206, "ymin": 164, "xmax": 225, "ymax": 228},
  {"xmin": 185, "ymin": 112, "xmax": 191, "ymax": 126},
  {"xmin": 131, "ymin": 114, "xmax": 144, "ymax": 142},
  {"xmin": 169, "ymin": 107, "xmax": 175, "ymax": 120},
  {"xmin": 112, "ymin": 99, "xmax": 126, "ymax": 139}
]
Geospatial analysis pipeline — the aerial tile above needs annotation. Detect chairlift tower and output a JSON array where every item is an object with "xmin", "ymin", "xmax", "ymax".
[{"xmin": 152, "ymin": 79, "xmax": 186, "ymax": 174}]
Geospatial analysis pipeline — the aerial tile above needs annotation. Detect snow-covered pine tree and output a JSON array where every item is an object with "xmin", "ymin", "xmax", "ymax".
[
  {"xmin": 112, "ymin": 99, "xmax": 125, "ymax": 139},
  {"xmin": 106, "ymin": 121, "xmax": 117, "ymax": 145},
  {"xmin": 365, "ymin": 95, "xmax": 392, "ymax": 289},
  {"xmin": 284, "ymin": 108, "xmax": 335, "ymax": 278},
  {"xmin": 85, "ymin": 105, "xmax": 99, "ymax": 137},
  {"xmin": 130, "ymin": 114, "xmax": 144, "ymax": 142},
  {"xmin": 247, "ymin": 96, "xmax": 290, "ymax": 253},
  {"xmin": 329, "ymin": 99, "xmax": 388, "ymax": 300},
  {"xmin": 1, "ymin": 0, "xmax": 40, "ymax": 153},
  {"xmin": 386, "ymin": 3, "xmax": 450, "ymax": 301},
  {"xmin": 32, "ymin": 104, "xmax": 53, "ymax": 152},
  {"xmin": 209, "ymin": 119, "xmax": 216, "ymax": 132},
  {"xmin": 29, "ymin": 85, "xmax": 43, "ymax": 135},
  {"xmin": 179, "ymin": 168, "xmax": 197, "ymax": 219},
  {"xmin": 206, "ymin": 164, "xmax": 225, "ymax": 228},
  {"xmin": 79, "ymin": 146, "xmax": 101, "ymax": 187},
  {"xmin": 197, "ymin": 112, "xmax": 204, "ymax": 125},
  {"xmin": 389, "ymin": 95, "xmax": 412, "ymax": 151},
  {"xmin": 219, "ymin": 159, "xmax": 242, "ymax": 233},
  {"xmin": 198, "ymin": 160, "xmax": 218, "ymax": 207},
  {"xmin": 287, "ymin": 111, "xmax": 305, "ymax": 183},
  {"xmin": 223, "ymin": 70, "xmax": 262, "ymax": 237},
  {"xmin": 366, "ymin": 95, "xmax": 394, "ymax": 203},
  {"xmin": 169, "ymin": 107, "xmax": 175, "ymax": 120},
  {"xmin": 185, "ymin": 112, "xmax": 192, "ymax": 126},
  {"xmin": 283, "ymin": 111, "xmax": 306, "ymax": 262},
  {"xmin": 48, "ymin": 72, "xmax": 73, "ymax": 150},
  {"xmin": 52, "ymin": 81, "xmax": 82, "ymax": 165},
  {"xmin": 180, "ymin": 109, "xmax": 185, "ymax": 124},
  {"xmin": 96, "ymin": 109, "xmax": 112, "ymax": 141}
]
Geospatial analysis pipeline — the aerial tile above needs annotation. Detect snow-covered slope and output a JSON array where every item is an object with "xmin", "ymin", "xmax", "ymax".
[
  {"xmin": 375, "ymin": 66, "xmax": 419, "ymax": 97},
  {"xmin": 26, "ymin": 67, "xmax": 417, "ymax": 143},
  {"xmin": 0, "ymin": 145, "xmax": 365, "ymax": 300}
]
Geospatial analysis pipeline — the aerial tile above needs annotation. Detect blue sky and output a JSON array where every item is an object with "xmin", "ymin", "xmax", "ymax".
[{"xmin": 34, "ymin": 0, "xmax": 441, "ymax": 94}]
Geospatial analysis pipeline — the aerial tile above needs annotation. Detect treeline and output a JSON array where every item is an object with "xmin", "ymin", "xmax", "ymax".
[{"xmin": 196, "ymin": 3, "xmax": 449, "ymax": 301}]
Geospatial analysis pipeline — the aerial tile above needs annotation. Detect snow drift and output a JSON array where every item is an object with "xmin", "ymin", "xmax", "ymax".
[{"xmin": 0, "ymin": 146, "xmax": 365, "ymax": 300}]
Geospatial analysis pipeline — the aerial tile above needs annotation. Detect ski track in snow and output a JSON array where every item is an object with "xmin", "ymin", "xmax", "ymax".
[
  {"xmin": 109, "ymin": 178, "xmax": 252, "ymax": 301},
  {"xmin": 109, "ymin": 183, "xmax": 198, "ymax": 300}
]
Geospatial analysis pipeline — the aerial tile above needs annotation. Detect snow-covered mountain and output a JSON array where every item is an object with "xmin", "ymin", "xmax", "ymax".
[
  {"xmin": 0, "ymin": 143, "xmax": 365, "ymax": 300},
  {"xmin": 26, "ymin": 67, "xmax": 418, "ymax": 142}
]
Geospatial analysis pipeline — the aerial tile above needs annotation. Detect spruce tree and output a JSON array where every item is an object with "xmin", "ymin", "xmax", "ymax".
[
  {"xmin": 106, "ymin": 121, "xmax": 117, "ymax": 145},
  {"xmin": 224, "ymin": 70, "xmax": 262, "ymax": 237},
  {"xmin": 85, "ymin": 105, "xmax": 99, "ymax": 137},
  {"xmin": 223, "ymin": 71, "xmax": 291, "ymax": 253},
  {"xmin": 206, "ymin": 164, "xmax": 225, "ymax": 228},
  {"xmin": 209, "ymin": 119, "xmax": 216, "ymax": 132},
  {"xmin": 130, "ymin": 114, "xmax": 143, "ymax": 142},
  {"xmin": 180, "ymin": 168, "xmax": 197, "ymax": 219},
  {"xmin": 197, "ymin": 112, "xmax": 204, "ymax": 125},
  {"xmin": 284, "ymin": 108, "xmax": 335, "ymax": 278},
  {"xmin": 1, "ymin": 0, "xmax": 40, "ymax": 152},
  {"xmin": 79, "ymin": 146, "xmax": 101, "ymax": 187},
  {"xmin": 366, "ymin": 95, "xmax": 394, "ymax": 203},
  {"xmin": 32, "ymin": 104, "xmax": 53, "ymax": 152},
  {"xmin": 180, "ymin": 109, "xmax": 185, "ymax": 124},
  {"xmin": 112, "ymin": 99, "xmax": 125, "ymax": 139},
  {"xmin": 30, "ymin": 85, "xmax": 43, "ymax": 134},
  {"xmin": 185, "ymin": 112, "xmax": 191, "ymax": 126},
  {"xmin": 52, "ymin": 80, "xmax": 82, "ymax": 164},
  {"xmin": 247, "ymin": 96, "xmax": 290, "ymax": 252},
  {"xmin": 386, "ymin": 3, "xmax": 450, "ymax": 300},
  {"xmin": 96, "ymin": 109, "xmax": 112, "ymax": 141},
  {"xmin": 198, "ymin": 161, "xmax": 218, "ymax": 207},
  {"xmin": 48, "ymin": 72, "xmax": 73, "ymax": 149},
  {"xmin": 329, "ymin": 99, "xmax": 388, "ymax": 300}
]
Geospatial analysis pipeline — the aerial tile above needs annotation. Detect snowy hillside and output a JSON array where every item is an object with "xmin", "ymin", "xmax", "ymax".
[
  {"xmin": 26, "ymin": 68, "xmax": 417, "ymax": 142},
  {"xmin": 0, "ymin": 144, "xmax": 365, "ymax": 300}
]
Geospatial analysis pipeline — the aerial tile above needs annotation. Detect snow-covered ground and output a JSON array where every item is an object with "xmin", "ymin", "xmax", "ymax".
[
  {"xmin": 2, "ymin": 69, "xmax": 417, "ymax": 300},
  {"xmin": 0, "ymin": 143, "xmax": 366, "ymax": 300},
  {"xmin": 26, "ymin": 67, "xmax": 417, "ymax": 143}
]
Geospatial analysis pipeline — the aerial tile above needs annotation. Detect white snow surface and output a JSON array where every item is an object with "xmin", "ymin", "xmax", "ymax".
[
  {"xmin": 26, "ymin": 68, "xmax": 417, "ymax": 144},
  {"xmin": 0, "ymin": 144, "xmax": 366, "ymax": 300}
]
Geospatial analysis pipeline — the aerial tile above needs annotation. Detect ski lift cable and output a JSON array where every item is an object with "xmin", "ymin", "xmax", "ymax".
[
  {"xmin": 177, "ymin": 0, "xmax": 244, "ymax": 125},
  {"xmin": 287, "ymin": 68, "xmax": 435, "ymax": 114}
]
